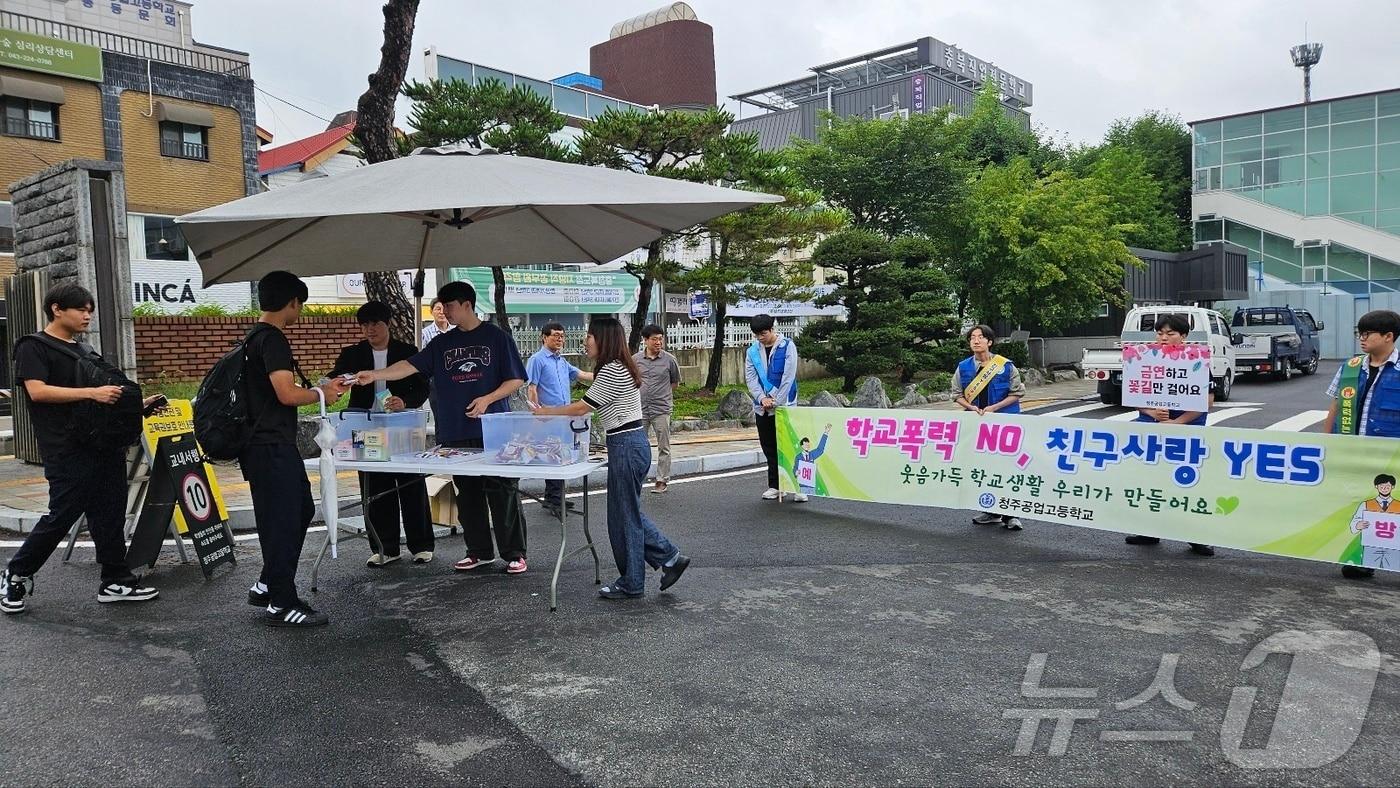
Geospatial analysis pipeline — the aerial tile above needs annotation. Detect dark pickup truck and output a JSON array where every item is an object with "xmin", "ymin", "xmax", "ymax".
[{"xmin": 1230, "ymin": 306, "xmax": 1324, "ymax": 381}]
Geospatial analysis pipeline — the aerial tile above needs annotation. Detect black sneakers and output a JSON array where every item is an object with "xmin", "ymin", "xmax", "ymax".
[
  {"xmin": 265, "ymin": 599, "xmax": 329, "ymax": 628},
  {"xmin": 248, "ymin": 586, "xmax": 271, "ymax": 607},
  {"xmin": 97, "ymin": 579, "xmax": 159, "ymax": 603},
  {"xmin": 660, "ymin": 555, "xmax": 690, "ymax": 591},
  {"xmin": 1, "ymin": 571, "xmax": 32, "ymax": 615}
]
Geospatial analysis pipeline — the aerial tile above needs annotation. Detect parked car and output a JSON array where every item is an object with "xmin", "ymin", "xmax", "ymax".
[
  {"xmin": 1082, "ymin": 305, "xmax": 1239, "ymax": 405},
  {"xmin": 1230, "ymin": 306, "xmax": 1323, "ymax": 381}
]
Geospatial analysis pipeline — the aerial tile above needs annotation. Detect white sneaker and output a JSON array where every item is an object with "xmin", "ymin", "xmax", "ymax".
[
  {"xmin": 761, "ymin": 488, "xmax": 780, "ymax": 500},
  {"xmin": 792, "ymin": 493, "xmax": 809, "ymax": 503},
  {"xmin": 412, "ymin": 551, "xmax": 433, "ymax": 564},
  {"xmin": 365, "ymin": 553, "xmax": 401, "ymax": 567},
  {"xmin": 97, "ymin": 580, "xmax": 158, "ymax": 603}
]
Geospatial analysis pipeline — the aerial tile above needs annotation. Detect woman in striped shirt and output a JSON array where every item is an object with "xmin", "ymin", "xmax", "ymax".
[{"xmin": 532, "ymin": 317, "xmax": 690, "ymax": 599}]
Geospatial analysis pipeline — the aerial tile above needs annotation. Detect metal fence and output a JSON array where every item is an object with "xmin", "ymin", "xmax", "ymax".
[
  {"xmin": 517, "ymin": 318, "xmax": 809, "ymax": 352},
  {"xmin": 8, "ymin": 269, "xmax": 51, "ymax": 464},
  {"xmin": 1, "ymin": 10, "xmax": 252, "ymax": 78}
]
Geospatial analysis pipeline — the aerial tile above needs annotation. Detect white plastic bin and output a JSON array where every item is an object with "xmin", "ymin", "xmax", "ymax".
[
  {"xmin": 480, "ymin": 413, "xmax": 589, "ymax": 466},
  {"xmin": 330, "ymin": 409, "xmax": 429, "ymax": 461}
]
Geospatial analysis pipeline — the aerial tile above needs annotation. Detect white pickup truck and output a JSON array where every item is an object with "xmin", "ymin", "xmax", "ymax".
[{"xmin": 1081, "ymin": 305, "xmax": 1239, "ymax": 405}]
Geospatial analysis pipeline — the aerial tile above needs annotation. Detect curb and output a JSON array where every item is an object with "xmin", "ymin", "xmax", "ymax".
[{"xmin": 0, "ymin": 449, "xmax": 767, "ymax": 535}]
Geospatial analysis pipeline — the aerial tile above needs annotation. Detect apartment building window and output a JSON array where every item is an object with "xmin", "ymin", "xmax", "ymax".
[
  {"xmin": 159, "ymin": 121, "xmax": 209, "ymax": 161},
  {"xmin": 2, "ymin": 97, "xmax": 59, "ymax": 141},
  {"xmin": 0, "ymin": 74, "xmax": 65, "ymax": 142},
  {"xmin": 155, "ymin": 101, "xmax": 215, "ymax": 161},
  {"xmin": 0, "ymin": 202, "xmax": 14, "ymax": 254}
]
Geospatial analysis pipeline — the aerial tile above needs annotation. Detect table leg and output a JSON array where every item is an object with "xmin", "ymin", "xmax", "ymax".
[
  {"xmin": 581, "ymin": 473, "xmax": 599, "ymax": 584},
  {"xmin": 550, "ymin": 483, "xmax": 567, "ymax": 613},
  {"xmin": 310, "ymin": 528, "xmax": 332, "ymax": 592},
  {"xmin": 361, "ymin": 480, "xmax": 386, "ymax": 557}
]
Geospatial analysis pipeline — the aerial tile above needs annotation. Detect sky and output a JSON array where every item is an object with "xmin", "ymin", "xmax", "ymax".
[{"xmin": 194, "ymin": 0, "xmax": 1400, "ymax": 148}]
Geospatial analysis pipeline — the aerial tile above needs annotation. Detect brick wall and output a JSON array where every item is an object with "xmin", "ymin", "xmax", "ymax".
[
  {"xmin": 135, "ymin": 315, "xmax": 363, "ymax": 381},
  {"xmin": 0, "ymin": 68, "xmax": 107, "ymax": 201},
  {"xmin": 117, "ymin": 91, "xmax": 247, "ymax": 215}
]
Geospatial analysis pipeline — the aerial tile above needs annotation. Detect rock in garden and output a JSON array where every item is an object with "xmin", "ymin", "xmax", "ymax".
[
  {"xmin": 809, "ymin": 390, "xmax": 845, "ymax": 409},
  {"xmin": 851, "ymin": 376, "xmax": 892, "ymax": 409},
  {"xmin": 717, "ymin": 389, "xmax": 753, "ymax": 419},
  {"xmin": 835, "ymin": 393, "xmax": 852, "ymax": 407},
  {"xmin": 1022, "ymin": 368, "xmax": 1046, "ymax": 388},
  {"xmin": 895, "ymin": 392, "xmax": 928, "ymax": 408},
  {"xmin": 1053, "ymin": 369, "xmax": 1080, "ymax": 383}
]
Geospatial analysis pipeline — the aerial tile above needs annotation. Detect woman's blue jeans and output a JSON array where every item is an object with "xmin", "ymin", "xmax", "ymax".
[{"xmin": 605, "ymin": 428, "xmax": 678, "ymax": 594}]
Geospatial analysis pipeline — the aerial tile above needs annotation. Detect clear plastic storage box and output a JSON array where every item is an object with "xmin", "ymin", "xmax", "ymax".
[
  {"xmin": 331, "ymin": 409, "xmax": 429, "ymax": 461},
  {"xmin": 480, "ymin": 413, "xmax": 589, "ymax": 466}
]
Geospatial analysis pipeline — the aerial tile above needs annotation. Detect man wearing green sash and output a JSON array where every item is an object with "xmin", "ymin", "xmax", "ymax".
[
  {"xmin": 954, "ymin": 325, "xmax": 1026, "ymax": 530},
  {"xmin": 1325, "ymin": 309, "xmax": 1400, "ymax": 580}
]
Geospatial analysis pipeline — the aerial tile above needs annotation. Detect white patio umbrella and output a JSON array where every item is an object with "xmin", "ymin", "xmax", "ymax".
[
  {"xmin": 178, "ymin": 145, "xmax": 782, "ymax": 286},
  {"xmin": 177, "ymin": 145, "xmax": 781, "ymax": 562}
]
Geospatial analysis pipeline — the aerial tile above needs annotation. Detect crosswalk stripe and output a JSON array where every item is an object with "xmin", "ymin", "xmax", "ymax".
[
  {"xmin": 1265, "ymin": 410, "xmax": 1330, "ymax": 432},
  {"xmin": 1206, "ymin": 408, "xmax": 1259, "ymax": 425},
  {"xmin": 1033, "ymin": 402, "xmax": 1115, "ymax": 417},
  {"xmin": 1105, "ymin": 411, "xmax": 1141, "ymax": 422},
  {"xmin": 1215, "ymin": 401, "xmax": 1265, "ymax": 407}
]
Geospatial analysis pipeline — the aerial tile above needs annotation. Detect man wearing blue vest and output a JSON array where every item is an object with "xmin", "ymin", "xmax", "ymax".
[
  {"xmin": 953, "ymin": 325, "xmax": 1026, "ymax": 529},
  {"xmin": 745, "ymin": 314, "xmax": 800, "ymax": 501},
  {"xmin": 1325, "ymin": 309, "xmax": 1400, "ymax": 580}
]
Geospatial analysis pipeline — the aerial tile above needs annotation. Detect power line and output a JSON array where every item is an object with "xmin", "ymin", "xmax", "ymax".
[{"xmin": 255, "ymin": 85, "xmax": 337, "ymax": 126}]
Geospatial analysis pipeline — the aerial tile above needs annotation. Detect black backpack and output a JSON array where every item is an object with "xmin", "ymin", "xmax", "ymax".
[
  {"xmin": 193, "ymin": 323, "xmax": 277, "ymax": 462},
  {"xmin": 21, "ymin": 333, "xmax": 144, "ymax": 451},
  {"xmin": 193, "ymin": 324, "xmax": 313, "ymax": 462}
]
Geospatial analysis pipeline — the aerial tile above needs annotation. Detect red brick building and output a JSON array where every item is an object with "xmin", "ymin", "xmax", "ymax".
[{"xmin": 589, "ymin": 2, "xmax": 716, "ymax": 110}]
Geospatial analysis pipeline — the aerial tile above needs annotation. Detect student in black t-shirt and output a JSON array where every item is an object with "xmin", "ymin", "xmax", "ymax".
[
  {"xmin": 2, "ymin": 284, "xmax": 164, "ymax": 615},
  {"xmin": 241, "ymin": 272, "xmax": 349, "ymax": 628},
  {"xmin": 356, "ymin": 281, "xmax": 530, "ymax": 575}
]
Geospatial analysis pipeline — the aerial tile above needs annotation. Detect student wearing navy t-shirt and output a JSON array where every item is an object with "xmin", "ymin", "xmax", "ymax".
[{"xmin": 356, "ymin": 282, "xmax": 531, "ymax": 575}]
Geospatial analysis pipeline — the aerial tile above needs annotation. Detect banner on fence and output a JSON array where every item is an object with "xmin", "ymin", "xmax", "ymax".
[
  {"xmin": 1121, "ymin": 342, "xmax": 1211, "ymax": 412},
  {"xmin": 776, "ymin": 406, "xmax": 1400, "ymax": 571}
]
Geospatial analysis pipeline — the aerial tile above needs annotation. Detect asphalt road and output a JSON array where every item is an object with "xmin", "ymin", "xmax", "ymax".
[{"xmin": 3, "ymin": 441, "xmax": 1397, "ymax": 786}]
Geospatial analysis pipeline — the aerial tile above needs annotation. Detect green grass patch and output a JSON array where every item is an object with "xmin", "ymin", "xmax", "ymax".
[{"xmin": 143, "ymin": 375, "xmax": 349, "ymax": 416}]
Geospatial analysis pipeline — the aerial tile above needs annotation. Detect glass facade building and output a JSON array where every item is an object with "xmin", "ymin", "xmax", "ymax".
[{"xmin": 1191, "ymin": 89, "xmax": 1400, "ymax": 294}]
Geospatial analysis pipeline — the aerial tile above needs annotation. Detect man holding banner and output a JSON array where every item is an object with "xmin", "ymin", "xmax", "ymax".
[
  {"xmin": 1123, "ymin": 313, "xmax": 1215, "ymax": 557},
  {"xmin": 953, "ymin": 325, "xmax": 1026, "ymax": 530},
  {"xmin": 1326, "ymin": 309, "xmax": 1400, "ymax": 580}
]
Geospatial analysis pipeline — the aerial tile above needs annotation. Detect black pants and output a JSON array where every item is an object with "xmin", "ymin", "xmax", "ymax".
[
  {"xmin": 445, "ymin": 439, "xmax": 527, "ymax": 561},
  {"xmin": 7, "ymin": 447, "xmax": 132, "ymax": 584},
  {"xmin": 543, "ymin": 479, "xmax": 565, "ymax": 510},
  {"xmin": 240, "ymin": 443, "xmax": 315, "ymax": 608},
  {"xmin": 360, "ymin": 472, "xmax": 433, "ymax": 556},
  {"xmin": 756, "ymin": 413, "xmax": 779, "ymax": 490}
]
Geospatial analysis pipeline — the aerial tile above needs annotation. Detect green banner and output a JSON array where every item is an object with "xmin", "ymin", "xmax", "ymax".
[
  {"xmin": 450, "ymin": 268, "xmax": 639, "ymax": 314},
  {"xmin": 778, "ymin": 406, "xmax": 1400, "ymax": 571},
  {"xmin": 0, "ymin": 28, "xmax": 103, "ymax": 82}
]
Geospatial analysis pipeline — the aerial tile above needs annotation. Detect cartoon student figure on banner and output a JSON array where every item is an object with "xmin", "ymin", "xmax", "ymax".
[
  {"xmin": 952, "ymin": 325, "xmax": 1026, "ymax": 530},
  {"xmin": 1344, "ymin": 474, "xmax": 1400, "ymax": 572},
  {"xmin": 791, "ymin": 424, "xmax": 832, "ymax": 503}
]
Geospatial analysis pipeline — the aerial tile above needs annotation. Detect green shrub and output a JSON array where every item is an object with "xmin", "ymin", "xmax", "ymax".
[
  {"xmin": 925, "ymin": 371, "xmax": 953, "ymax": 394},
  {"xmin": 928, "ymin": 341, "xmax": 967, "ymax": 373},
  {"xmin": 995, "ymin": 340, "xmax": 1030, "ymax": 371}
]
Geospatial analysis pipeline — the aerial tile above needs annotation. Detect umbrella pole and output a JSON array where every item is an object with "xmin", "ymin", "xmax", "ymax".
[{"xmin": 414, "ymin": 223, "xmax": 435, "ymax": 349}]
